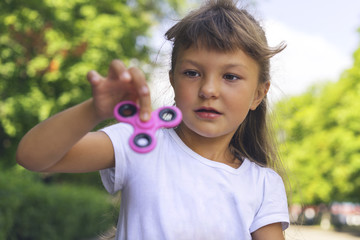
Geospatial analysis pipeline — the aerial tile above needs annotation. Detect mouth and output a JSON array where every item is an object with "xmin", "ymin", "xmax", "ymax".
[
  {"xmin": 194, "ymin": 107, "xmax": 222, "ymax": 119},
  {"xmin": 195, "ymin": 108, "xmax": 221, "ymax": 114}
]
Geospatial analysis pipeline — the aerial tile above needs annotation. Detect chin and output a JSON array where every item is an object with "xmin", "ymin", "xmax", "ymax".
[
  {"xmin": 180, "ymin": 120, "xmax": 237, "ymax": 139},
  {"xmin": 191, "ymin": 126, "xmax": 234, "ymax": 139}
]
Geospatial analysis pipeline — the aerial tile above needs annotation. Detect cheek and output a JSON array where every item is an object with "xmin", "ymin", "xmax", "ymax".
[
  {"xmin": 224, "ymin": 89, "xmax": 255, "ymax": 116},
  {"xmin": 174, "ymin": 88, "xmax": 191, "ymax": 108},
  {"xmin": 173, "ymin": 80, "xmax": 194, "ymax": 100}
]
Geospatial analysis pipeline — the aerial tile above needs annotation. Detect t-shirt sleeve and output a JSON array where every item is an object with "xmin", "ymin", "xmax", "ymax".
[
  {"xmin": 99, "ymin": 123, "xmax": 133, "ymax": 195},
  {"xmin": 250, "ymin": 170, "xmax": 290, "ymax": 233}
]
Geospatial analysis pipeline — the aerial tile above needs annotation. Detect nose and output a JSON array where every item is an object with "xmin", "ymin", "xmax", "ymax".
[{"xmin": 198, "ymin": 76, "xmax": 220, "ymax": 99}]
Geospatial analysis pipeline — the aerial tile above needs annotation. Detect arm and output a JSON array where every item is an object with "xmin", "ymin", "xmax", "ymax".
[
  {"xmin": 251, "ymin": 223, "xmax": 285, "ymax": 240},
  {"xmin": 16, "ymin": 99, "xmax": 114, "ymax": 172},
  {"xmin": 16, "ymin": 60, "xmax": 151, "ymax": 173}
]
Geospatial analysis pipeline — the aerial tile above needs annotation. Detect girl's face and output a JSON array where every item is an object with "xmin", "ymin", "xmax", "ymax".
[{"xmin": 170, "ymin": 45, "xmax": 269, "ymax": 141}]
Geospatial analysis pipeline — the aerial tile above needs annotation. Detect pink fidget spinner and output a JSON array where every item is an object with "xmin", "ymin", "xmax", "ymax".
[{"xmin": 113, "ymin": 101, "xmax": 182, "ymax": 153}]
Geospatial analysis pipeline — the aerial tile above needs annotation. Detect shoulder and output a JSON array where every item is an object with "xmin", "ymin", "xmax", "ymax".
[
  {"xmin": 245, "ymin": 160, "xmax": 287, "ymax": 201},
  {"xmin": 101, "ymin": 122, "xmax": 133, "ymax": 135},
  {"xmin": 245, "ymin": 160, "xmax": 283, "ymax": 183},
  {"xmin": 247, "ymin": 161, "xmax": 290, "ymax": 232},
  {"xmin": 247, "ymin": 160, "xmax": 288, "ymax": 207},
  {"xmin": 100, "ymin": 122, "xmax": 134, "ymax": 145}
]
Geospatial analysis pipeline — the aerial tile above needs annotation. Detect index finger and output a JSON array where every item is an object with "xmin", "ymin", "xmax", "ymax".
[
  {"xmin": 128, "ymin": 67, "xmax": 152, "ymax": 122},
  {"xmin": 108, "ymin": 59, "xmax": 131, "ymax": 82}
]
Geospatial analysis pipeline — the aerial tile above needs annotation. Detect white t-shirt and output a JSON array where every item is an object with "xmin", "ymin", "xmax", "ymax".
[{"xmin": 100, "ymin": 123, "xmax": 289, "ymax": 240}]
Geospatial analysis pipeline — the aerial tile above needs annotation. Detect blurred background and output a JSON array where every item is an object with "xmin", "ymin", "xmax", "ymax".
[{"xmin": 1, "ymin": 0, "xmax": 360, "ymax": 239}]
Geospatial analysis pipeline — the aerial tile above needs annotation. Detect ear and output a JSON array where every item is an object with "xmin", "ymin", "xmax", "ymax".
[{"xmin": 250, "ymin": 81, "xmax": 270, "ymax": 110}]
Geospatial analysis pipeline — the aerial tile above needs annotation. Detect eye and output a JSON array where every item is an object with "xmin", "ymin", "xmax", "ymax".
[
  {"xmin": 184, "ymin": 70, "xmax": 200, "ymax": 78},
  {"xmin": 223, "ymin": 74, "xmax": 241, "ymax": 81}
]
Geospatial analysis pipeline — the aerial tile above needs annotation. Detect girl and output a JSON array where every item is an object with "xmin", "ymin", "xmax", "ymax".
[{"xmin": 16, "ymin": 0, "xmax": 290, "ymax": 239}]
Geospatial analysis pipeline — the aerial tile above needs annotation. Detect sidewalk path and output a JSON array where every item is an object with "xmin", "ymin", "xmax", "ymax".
[{"xmin": 285, "ymin": 225, "xmax": 360, "ymax": 240}]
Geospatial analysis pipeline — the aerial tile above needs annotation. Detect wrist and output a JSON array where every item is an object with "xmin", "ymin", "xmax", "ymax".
[{"xmin": 84, "ymin": 98, "xmax": 106, "ymax": 126}]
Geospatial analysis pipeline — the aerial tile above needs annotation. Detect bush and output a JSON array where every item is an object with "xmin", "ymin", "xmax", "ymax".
[
  {"xmin": 0, "ymin": 169, "xmax": 116, "ymax": 240},
  {"xmin": 49, "ymin": 172, "xmax": 105, "ymax": 191},
  {"xmin": 0, "ymin": 170, "xmax": 25, "ymax": 240}
]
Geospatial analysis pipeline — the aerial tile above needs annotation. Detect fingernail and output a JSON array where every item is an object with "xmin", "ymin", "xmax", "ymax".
[
  {"xmin": 141, "ymin": 112, "xmax": 150, "ymax": 121},
  {"xmin": 90, "ymin": 74, "xmax": 99, "ymax": 83},
  {"xmin": 121, "ymin": 71, "xmax": 131, "ymax": 80},
  {"xmin": 141, "ymin": 86, "xmax": 149, "ymax": 94}
]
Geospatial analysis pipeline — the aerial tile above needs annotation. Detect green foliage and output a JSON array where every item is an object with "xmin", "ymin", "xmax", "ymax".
[
  {"xmin": 0, "ymin": 0, "xmax": 186, "ymax": 169},
  {"xmin": 0, "ymin": 168, "xmax": 116, "ymax": 240},
  {"xmin": 274, "ymin": 45, "xmax": 360, "ymax": 204},
  {"xmin": 0, "ymin": 1, "xmax": 187, "ymax": 237},
  {"xmin": 49, "ymin": 171, "xmax": 105, "ymax": 190}
]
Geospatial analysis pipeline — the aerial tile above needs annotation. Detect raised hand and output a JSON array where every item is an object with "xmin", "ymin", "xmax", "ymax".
[
  {"xmin": 87, "ymin": 59, "xmax": 152, "ymax": 122},
  {"xmin": 17, "ymin": 59, "xmax": 153, "ymax": 172}
]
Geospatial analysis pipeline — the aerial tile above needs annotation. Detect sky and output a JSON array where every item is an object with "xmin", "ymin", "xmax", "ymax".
[
  {"xmin": 252, "ymin": 0, "xmax": 360, "ymax": 102},
  {"xmin": 149, "ymin": 0, "xmax": 360, "ymax": 106}
]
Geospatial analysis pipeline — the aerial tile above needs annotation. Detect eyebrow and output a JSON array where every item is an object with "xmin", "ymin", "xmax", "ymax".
[
  {"xmin": 179, "ymin": 59, "xmax": 249, "ymax": 70},
  {"xmin": 178, "ymin": 59, "xmax": 201, "ymax": 67}
]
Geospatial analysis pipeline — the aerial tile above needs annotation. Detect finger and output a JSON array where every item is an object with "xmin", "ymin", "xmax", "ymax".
[
  {"xmin": 107, "ymin": 59, "xmax": 131, "ymax": 82},
  {"xmin": 128, "ymin": 67, "xmax": 151, "ymax": 121},
  {"xmin": 87, "ymin": 70, "xmax": 104, "ymax": 86}
]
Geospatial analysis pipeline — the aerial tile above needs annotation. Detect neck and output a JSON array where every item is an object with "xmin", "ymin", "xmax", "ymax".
[{"xmin": 175, "ymin": 124, "xmax": 241, "ymax": 168}]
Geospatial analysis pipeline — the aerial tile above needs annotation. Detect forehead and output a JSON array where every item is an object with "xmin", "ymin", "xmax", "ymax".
[{"xmin": 176, "ymin": 44, "xmax": 259, "ymax": 72}]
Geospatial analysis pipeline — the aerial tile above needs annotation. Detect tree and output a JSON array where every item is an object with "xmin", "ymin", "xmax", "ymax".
[
  {"xmin": 274, "ymin": 42, "xmax": 360, "ymax": 204},
  {"xmin": 0, "ymin": 0, "xmax": 185, "ymax": 168}
]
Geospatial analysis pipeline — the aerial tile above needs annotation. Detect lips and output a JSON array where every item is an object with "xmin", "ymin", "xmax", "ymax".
[
  {"xmin": 194, "ymin": 107, "xmax": 222, "ymax": 119},
  {"xmin": 195, "ymin": 107, "xmax": 220, "ymax": 114}
]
